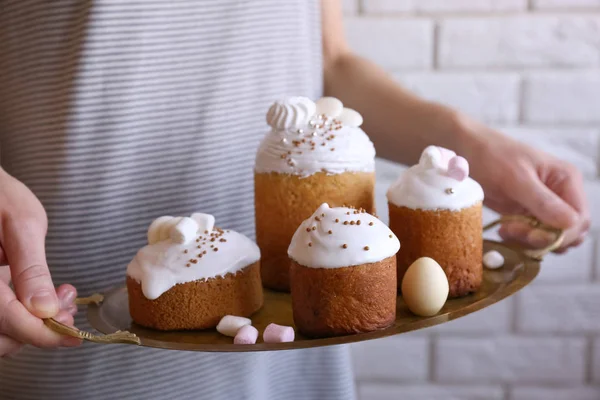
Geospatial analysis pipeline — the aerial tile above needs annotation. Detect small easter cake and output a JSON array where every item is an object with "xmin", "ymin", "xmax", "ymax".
[
  {"xmin": 387, "ymin": 146, "xmax": 484, "ymax": 298},
  {"xmin": 288, "ymin": 203, "xmax": 400, "ymax": 338},
  {"xmin": 255, "ymin": 96, "xmax": 376, "ymax": 292},
  {"xmin": 126, "ymin": 213, "xmax": 263, "ymax": 331}
]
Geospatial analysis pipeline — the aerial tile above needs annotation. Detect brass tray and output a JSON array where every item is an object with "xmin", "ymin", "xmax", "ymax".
[{"xmin": 44, "ymin": 216, "xmax": 563, "ymax": 352}]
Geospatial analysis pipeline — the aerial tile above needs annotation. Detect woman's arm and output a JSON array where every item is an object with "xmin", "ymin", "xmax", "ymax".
[
  {"xmin": 321, "ymin": 0, "xmax": 463, "ymax": 166},
  {"xmin": 320, "ymin": 0, "xmax": 590, "ymax": 250}
]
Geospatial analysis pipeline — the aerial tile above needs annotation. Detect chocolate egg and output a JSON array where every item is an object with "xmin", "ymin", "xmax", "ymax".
[{"xmin": 401, "ymin": 257, "xmax": 449, "ymax": 317}]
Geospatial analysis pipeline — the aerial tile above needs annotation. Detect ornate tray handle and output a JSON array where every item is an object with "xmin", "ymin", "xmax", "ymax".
[
  {"xmin": 43, "ymin": 293, "xmax": 141, "ymax": 346},
  {"xmin": 483, "ymin": 215, "xmax": 565, "ymax": 261}
]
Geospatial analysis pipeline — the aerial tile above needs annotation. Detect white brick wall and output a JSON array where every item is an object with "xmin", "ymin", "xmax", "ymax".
[{"xmin": 347, "ymin": 1, "xmax": 600, "ymax": 399}]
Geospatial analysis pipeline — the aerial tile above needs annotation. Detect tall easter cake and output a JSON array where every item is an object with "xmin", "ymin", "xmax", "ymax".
[
  {"xmin": 387, "ymin": 146, "xmax": 484, "ymax": 298},
  {"xmin": 126, "ymin": 213, "xmax": 263, "ymax": 330},
  {"xmin": 288, "ymin": 203, "xmax": 400, "ymax": 338},
  {"xmin": 255, "ymin": 97, "xmax": 376, "ymax": 291}
]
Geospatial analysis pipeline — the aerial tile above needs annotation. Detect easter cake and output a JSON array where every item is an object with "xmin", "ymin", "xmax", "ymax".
[
  {"xmin": 255, "ymin": 96, "xmax": 376, "ymax": 292},
  {"xmin": 126, "ymin": 213, "xmax": 263, "ymax": 331},
  {"xmin": 288, "ymin": 203, "xmax": 400, "ymax": 338},
  {"xmin": 387, "ymin": 146, "xmax": 484, "ymax": 298}
]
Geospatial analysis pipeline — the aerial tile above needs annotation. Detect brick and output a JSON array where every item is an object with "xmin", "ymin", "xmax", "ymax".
[
  {"xmin": 523, "ymin": 72, "xmax": 600, "ymax": 124},
  {"xmin": 363, "ymin": 0, "xmax": 526, "ymax": 13},
  {"xmin": 345, "ymin": 18, "xmax": 433, "ymax": 69},
  {"xmin": 510, "ymin": 386, "xmax": 600, "ymax": 400},
  {"xmin": 516, "ymin": 285, "xmax": 600, "ymax": 333},
  {"xmin": 351, "ymin": 336, "xmax": 429, "ymax": 382},
  {"xmin": 434, "ymin": 336, "xmax": 585, "ymax": 383},
  {"xmin": 362, "ymin": 0, "xmax": 412, "ymax": 13},
  {"xmin": 533, "ymin": 0, "xmax": 600, "ymax": 9},
  {"xmin": 358, "ymin": 383, "xmax": 504, "ymax": 400},
  {"xmin": 342, "ymin": 0, "xmax": 358, "ymax": 14},
  {"xmin": 423, "ymin": 299, "xmax": 512, "ymax": 334},
  {"xmin": 439, "ymin": 16, "xmax": 600, "ymax": 68},
  {"xmin": 496, "ymin": 127, "xmax": 599, "ymax": 178},
  {"xmin": 396, "ymin": 73, "xmax": 520, "ymax": 123},
  {"xmin": 534, "ymin": 239, "xmax": 594, "ymax": 282}
]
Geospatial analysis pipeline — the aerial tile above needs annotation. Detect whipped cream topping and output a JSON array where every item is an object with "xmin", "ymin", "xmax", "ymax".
[
  {"xmin": 266, "ymin": 97, "xmax": 316, "ymax": 130},
  {"xmin": 288, "ymin": 203, "xmax": 400, "ymax": 269},
  {"xmin": 127, "ymin": 214, "xmax": 260, "ymax": 300},
  {"xmin": 387, "ymin": 146, "xmax": 484, "ymax": 211},
  {"xmin": 256, "ymin": 97, "xmax": 375, "ymax": 177}
]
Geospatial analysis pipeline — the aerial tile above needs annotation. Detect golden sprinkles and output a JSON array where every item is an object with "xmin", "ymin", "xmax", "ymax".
[
  {"xmin": 364, "ymin": 246, "xmax": 370, "ymax": 251},
  {"xmin": 342, "ymin": 244, "xmax": 348, "ymax": 249}
]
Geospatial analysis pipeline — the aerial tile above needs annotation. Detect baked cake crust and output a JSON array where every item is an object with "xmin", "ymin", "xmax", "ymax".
[
  {"xmin": 389, "ymin": 202, "xmax": 483, "ymax": 298},
  {"xmin": 127, "ymin": 261, "xmax": 263, "ymax": 331},
  {"xmin": 289, "ymin": 256, "xmax": 396, "ymax": 338},
  {"xmin": 255, "ymin": 171, "xmax": 375, "ymax": 292}
]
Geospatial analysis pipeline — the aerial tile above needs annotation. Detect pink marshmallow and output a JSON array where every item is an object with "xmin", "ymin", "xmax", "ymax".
[
  {"xmin": 438, "ymin": 147, "xmax": 457, "ymax": 165},
  {"xmin": 233, "ymin": 325, "xmax": 259, "ymax": 345},
  {"xmin": 447, "ymin": 156, "xmax": 469, "ymax": 181},
  {"xmin": 263, "ymin": 323, "xmax": 295, "ymax": 343}
]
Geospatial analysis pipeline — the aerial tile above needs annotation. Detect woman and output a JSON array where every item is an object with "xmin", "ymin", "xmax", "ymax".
[{"xmin": 0, "ymin": 1, "xmax": 589, "ymax": 399}]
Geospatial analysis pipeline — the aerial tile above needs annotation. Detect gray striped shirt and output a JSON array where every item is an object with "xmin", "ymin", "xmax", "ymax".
[{"xmin": 0, "ymin": 1, "xmax": 355, "ymax": 399}]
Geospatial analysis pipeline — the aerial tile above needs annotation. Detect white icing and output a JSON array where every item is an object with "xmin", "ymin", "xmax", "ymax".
[
  {"xmin": 287, "ymin": 203, "xmax": 400, "ymax": 269},
  {"xmin": 266, "ymin": 97, "xmax": 316, "ymax": 130},
  {"xmin": 387, "ymin": 146, "xmax": 484, "ymax": 211},
  {"xmin": 127, "ymin": 219, "xmax": 261, "ymax": 300},
  {"xmin": 256, "ymin": 97, "xmax": 375, "ymax": 177}
]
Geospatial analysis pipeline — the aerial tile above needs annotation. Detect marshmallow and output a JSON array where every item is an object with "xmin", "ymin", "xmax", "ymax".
[
  {"xmin": 190, "ymin": 213, "xmax": 215, "ymax": 234},
  {"xmin": 216, "ymin": 315, "xmax": 252, "ymax": 337},
  {"xmin": 419, "ymin": 146, "xmax": 458, "ymax": 170},
  {"xmin": 263, "ymin": 323, "xmax": 295, "ymax": 343},
  {"xmin": 170, "ymin": 217, "xmax": 199, "ymax": 245},
  {"xmin": 159, "ymin": 217, "xmax": 182, "ymax": 241},
  {"xmin": 447, "ymin": 156, "xmax": 469, "ymax": 182},
  {"xmin": 266, "ymin": 97, "xmax": 316, "ymax": 130},
  {"xmin": 315, "ymin": 97, "xmax": 343, "ymax": 118},
  {"xmin": 483, "ymin": 250, "xmax": 505, "ymax": 269},
  {"xmin": 234, "ymin": 325, "xmax": 259, "ymax": 345},
  {"xmin": 147, "ymin": 216, "xmax": 174, "ymax": 244},
  {"xmin": 337, "ymin": 107, "xmax": 363, "ymax": 128}
]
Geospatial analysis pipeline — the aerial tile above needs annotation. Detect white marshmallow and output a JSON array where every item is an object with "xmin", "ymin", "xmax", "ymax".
[
  {"xmin": 147, "ymin": 216, "xmax": 174, "ymax": 245},
  {"xmin": 234, "ymin": 325, "xmax": 259, "ymax": 345},
  {"xmin": 483, "ymin": 250, "xmax": 505, "ymax": 269},
  {"xmin": 158, "ymin": 217, "xmax": 182, "ymax": 241},
  {"xmin": 190, "ymin": 213, "xmax": 216, "ymax": 234},
  {"xmin": 315, "ymin": 97, "xmax": 343, "ymax": 118},
  {"xmin": 216, "ymin": 315, "xmax": 252, "ymax": 337},
  {"xmin": 337, "ymin": 108, "xmax": 363, "ymax": 127},
  {"xmin": 170, "ymin": 217, "xmax": 199, "ymax": 245},
  {"xmin": 263, "ymin": 323, "xmax": 295, "ymax": 343}
]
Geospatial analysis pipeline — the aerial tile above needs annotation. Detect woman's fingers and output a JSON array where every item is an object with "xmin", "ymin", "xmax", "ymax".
[
  {"xmin": 0, "ymin": 334, "xmax": 21, "ymax": 358},
  {"xmin": 0, "ymin": 282, "xmax": 80, "ymax": 348},
  {"xmin": 2, "ymin": 217, "xmax": 59, "ymax": 318},
  {"xmin": 508, "ymin": 168, "xmax": 579, "ymax": 231},
  {"xmin": 56, "ymin": 284, "xmax": 77, "ymax": 311}
]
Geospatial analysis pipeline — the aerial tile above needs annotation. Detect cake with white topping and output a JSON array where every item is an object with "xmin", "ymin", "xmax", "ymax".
[
  {"xmin": 255, "ymin": 96, "xmax": 376, "ymax": 291},
  {"xmin": 387, "ymin": 146, "xmax": 484, "ymax": 298},
  {"xmin": 288, "ymin": 203, "xmax": 400, "ymax": 338},
  {"xmin": 126, "ymin": 213, "xmax": 263, "ymax": 330}
]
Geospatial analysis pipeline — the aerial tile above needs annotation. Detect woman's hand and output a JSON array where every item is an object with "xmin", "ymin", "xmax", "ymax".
[
  {"xmin": 457, "ymin": 115, "xmax": 590, "ymax": 252},
  {"xmin": 0, "ymin": 169, "xmax": 80, "ymax": 357}
]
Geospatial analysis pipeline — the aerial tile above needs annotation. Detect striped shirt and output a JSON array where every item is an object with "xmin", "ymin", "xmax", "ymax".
[{"xmin": 0, "ymin": 1, "xmax": 356, "ymax": 399}]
